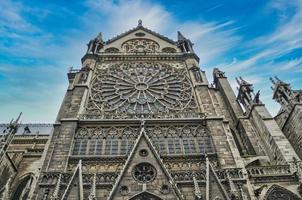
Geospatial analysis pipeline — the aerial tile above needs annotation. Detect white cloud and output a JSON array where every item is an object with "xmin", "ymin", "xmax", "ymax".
[
  {"xmin": 83, "ymin": 0, "xmax": 241, "ymax": 67},
  {"xmin": 225, "ymin": 0, "xmax": 302, "ymax": 74},
  {"xmin": 1, "ymin": 0, "xmax": 301, "ymax": 121},
  {"xmin": 84, "ymin": 0, "xmax": 171, "ymax": 35}
]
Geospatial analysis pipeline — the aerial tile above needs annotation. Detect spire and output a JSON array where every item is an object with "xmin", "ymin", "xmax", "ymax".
[
  {"xmin": 270, "ymin": 77, "xmax": 301, "ymax": 111},
  {"xmin": 253, "ymin": 90, "xmax": 261, "ymax": 104},
  {"xmin": 177, "ymin": 31, "xmax": 186, "ymax": 41},
  {"xmin": 213, "ymin": 68, "xmax": 226, "ymax": 86},
  {"xmin": 95, "ymin": 32, "xmax": 103, "ymax": 42},
  {"xmin": 86, "ymin": 32, "xmax": 104, "ymax": 54},
  {"xmin": 193, "ymin": 174, "xmax": 203, "ymax": 199},
  {"xmin": 177, "ymin": 31, "xmax": 194, "ymax": 53},
  {"xmin": 50, "ymin": 173, "xmax": 62, "ymax": 200},
  {"xmin": 88, "ymin": 173, "xmax": 97, "ymax": 200},
  {"xmin": 226, "ymin": 171, "xmax": 239, "ymax": 200},
  {"xmin": 236, "ymin": 77, "xmax": 255, "ymax": 110}
]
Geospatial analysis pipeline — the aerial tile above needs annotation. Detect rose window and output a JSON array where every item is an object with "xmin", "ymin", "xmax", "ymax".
[
  {"xmin": 132, "ymin": 163, "xmax": 156, "ymax": 182},
  {"xmin": 87, "ymin": 62, "xmax": 196, "ymax": 117}
]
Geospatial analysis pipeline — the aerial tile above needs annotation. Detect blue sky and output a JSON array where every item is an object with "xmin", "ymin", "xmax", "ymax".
[{"xmin": 0, "ymin": 0, "xmax": 301, "ymax": 122}]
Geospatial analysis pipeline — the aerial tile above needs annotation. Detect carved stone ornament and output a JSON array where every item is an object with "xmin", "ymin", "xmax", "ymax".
[
  {"xmin": 122, "ymin": 39, "xmax": 159, "ymax": 53},
  {"xmin": 119, "ymin": 185, "xmax": 129, "ymax": 196},
  {"xmin": 160, "ymin": 184, "xmax": 170, "ymax": 194},
  {"xmin": 86, "ymin": 62, "xmax": 197, "ymax": 118}
]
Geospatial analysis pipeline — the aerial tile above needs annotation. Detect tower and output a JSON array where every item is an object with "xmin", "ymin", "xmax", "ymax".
[{"xmin": 31, "ymin": 21, "xmax": 302, "ymax": 200}]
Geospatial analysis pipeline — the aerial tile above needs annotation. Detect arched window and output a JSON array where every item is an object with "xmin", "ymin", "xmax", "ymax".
[
  {"xmin": 130, "ymin": 192, "xmax": 163, "ymax": 200},
  {"xmin": 162, "ymin": 47, "xmax": 177, "ymax": 53},
  {"xmin": 104, "ymin": 47, "xmax": 119, "ymax": 53},
  {"xmin": 12, "ymin": 175, "xmax": 34, "ymax": 200},
  {"xmin": 265, "ymin": 185, "xmax": 301, "ymax": 200}
]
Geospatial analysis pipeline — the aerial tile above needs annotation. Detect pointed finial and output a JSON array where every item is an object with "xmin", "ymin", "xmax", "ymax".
[
  {"xmin": 236, "ymin": 77, "xmax": 240, "ymax": 85},
  {"xmin": 51, "ymin": 173, "xmax": 62, "ymax": 200},
  {"xmin": 88, "ymin": 173, "xmax": 97, "ymax": 200},
  {"xmin": 96, "ymin": 32, "xmax": 103, "ymax": 42},
  {"xmin": 193, "ymin": 174, "xmax": 203, "ymax": 199},
  {"xmin": 138, "ymin": 19, "xmax": 142, "ymax": 27},
  {"xmin": 177, "ymin": 31, "xmax": 186, "ymax": 41},
  {"xmin": 270, "ymin": 77, "xmax": 276, "ymax": 84}
]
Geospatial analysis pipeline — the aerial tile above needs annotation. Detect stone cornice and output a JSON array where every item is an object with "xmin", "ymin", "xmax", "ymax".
[{"xmin": 81, "ymin": 52, "xmax": 199, "ymax": 63}]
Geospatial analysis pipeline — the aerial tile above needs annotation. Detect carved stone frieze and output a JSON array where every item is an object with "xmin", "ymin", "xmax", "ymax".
[{"xmin": 122, "ymin": 39, "xmax": 159, "ymax": 53}]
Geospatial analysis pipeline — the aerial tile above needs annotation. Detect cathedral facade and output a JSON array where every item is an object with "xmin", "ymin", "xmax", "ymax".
[{"xmin": 1, "ymin": 21, "xmax": 302, "ymax": 200}]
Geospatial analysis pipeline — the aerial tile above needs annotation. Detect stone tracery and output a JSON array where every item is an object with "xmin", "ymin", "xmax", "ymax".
[
  {"xmin": 86, "ymin": 62, "xmax": 197, "ymax": 118},
  {"xmin": 132, "ymin": 163, "xmax": 157, "ymax": 183},
  {"xmin": 265, "ymin": 185, "xmax": 301, "ymax": 200},
  {"xmin": 122, "ymin": 39, "xmax": 159, "ymax": 53}
]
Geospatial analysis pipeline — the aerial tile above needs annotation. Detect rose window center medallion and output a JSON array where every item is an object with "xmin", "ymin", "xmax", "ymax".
[
  {"xmin": 88, "ymin": 62, "xmax": 197, "ymax": 118},
  {"xmin": 135, "ymin": 82, "xmax": 148, "ymax": 91}
]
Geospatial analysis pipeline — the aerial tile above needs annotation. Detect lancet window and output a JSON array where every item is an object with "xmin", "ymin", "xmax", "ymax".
[
  {"xmin": 147, "ymin": 125, "xmax": 214, "ymax": 155},
  {"xmin": 72, "ymin": 127, "xmax": 137, "ymax": 156}
]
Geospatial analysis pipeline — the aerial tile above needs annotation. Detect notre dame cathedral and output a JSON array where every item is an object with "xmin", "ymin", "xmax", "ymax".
[{"xmin": 1, "ymin": 20, "xmax": 302, "ymax": 200}]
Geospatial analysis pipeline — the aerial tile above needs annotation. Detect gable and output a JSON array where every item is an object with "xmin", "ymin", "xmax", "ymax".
[
  {"xmin": 100, "ymin": 28, "xmax": 181, "ymax": 53},
  {"xmin": 61, "ymin": 160, "xmax": 84, "ymax": 200},
  {"xmin": 108, "ymin": 128, "xmax": 184, "ymax": 200},
  {"xmin": 206, "ymin": 158, "xmax": 230, "ymax": 200}
]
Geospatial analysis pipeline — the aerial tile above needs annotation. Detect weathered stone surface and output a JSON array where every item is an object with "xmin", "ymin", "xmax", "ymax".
[{"xmin": 2, "ymin": 22, "xmax": 302, "ymax": 200}]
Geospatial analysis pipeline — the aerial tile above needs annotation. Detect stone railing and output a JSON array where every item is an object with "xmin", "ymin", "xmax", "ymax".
[
  {"xmin": 246, "ymin": 165, "xmax": 297, "ymax": 183},
  {"xmin": 171, "ymin": 168, "xmax": 245, "ymax": 183},
  {"xmin": 247, "ymin": 165, "xmax": 292, "ymax": 176}
]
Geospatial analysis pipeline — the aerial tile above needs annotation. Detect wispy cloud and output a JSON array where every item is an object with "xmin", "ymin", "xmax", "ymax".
[{"xmin": 224, "ymin": 0, "xmax": 302, "ymax": 74}]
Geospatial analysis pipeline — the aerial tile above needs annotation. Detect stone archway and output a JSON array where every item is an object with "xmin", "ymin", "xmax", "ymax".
[
  {"xmin": 129, "ymin": 192, "xmax": 164, "ymax": 200},
  {"xmin": 265, "ymin": 185, "xmax": 301, "ymax": 200},
  {"xmin": 11, "ymin": 175, "xmax": 34, "ymax": 200}
]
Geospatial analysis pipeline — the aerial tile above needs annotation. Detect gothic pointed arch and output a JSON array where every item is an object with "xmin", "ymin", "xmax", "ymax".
[
  {"xmin": 264, "ymin": 184, "xmax": 302, "ymax": 200},
  {"xmin": 129, "ymin": 191, "xmax": 163, "ymax": 200},
  {"xmin": 107, "ymin": 128, "xmax": 184, "ymax": 200},
  {"xmin": 11, "ymin": 174, "xmax": 34, "ymax": 200}
]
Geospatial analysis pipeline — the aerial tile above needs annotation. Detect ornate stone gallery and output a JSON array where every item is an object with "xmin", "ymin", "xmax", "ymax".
[
  {"xmin": 3, "ymin": 21, "xmax": 301, "ymax": 200},
  {"xmin": 87, "ymin": 62, "xmax": 197, "ymax": 118}
]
